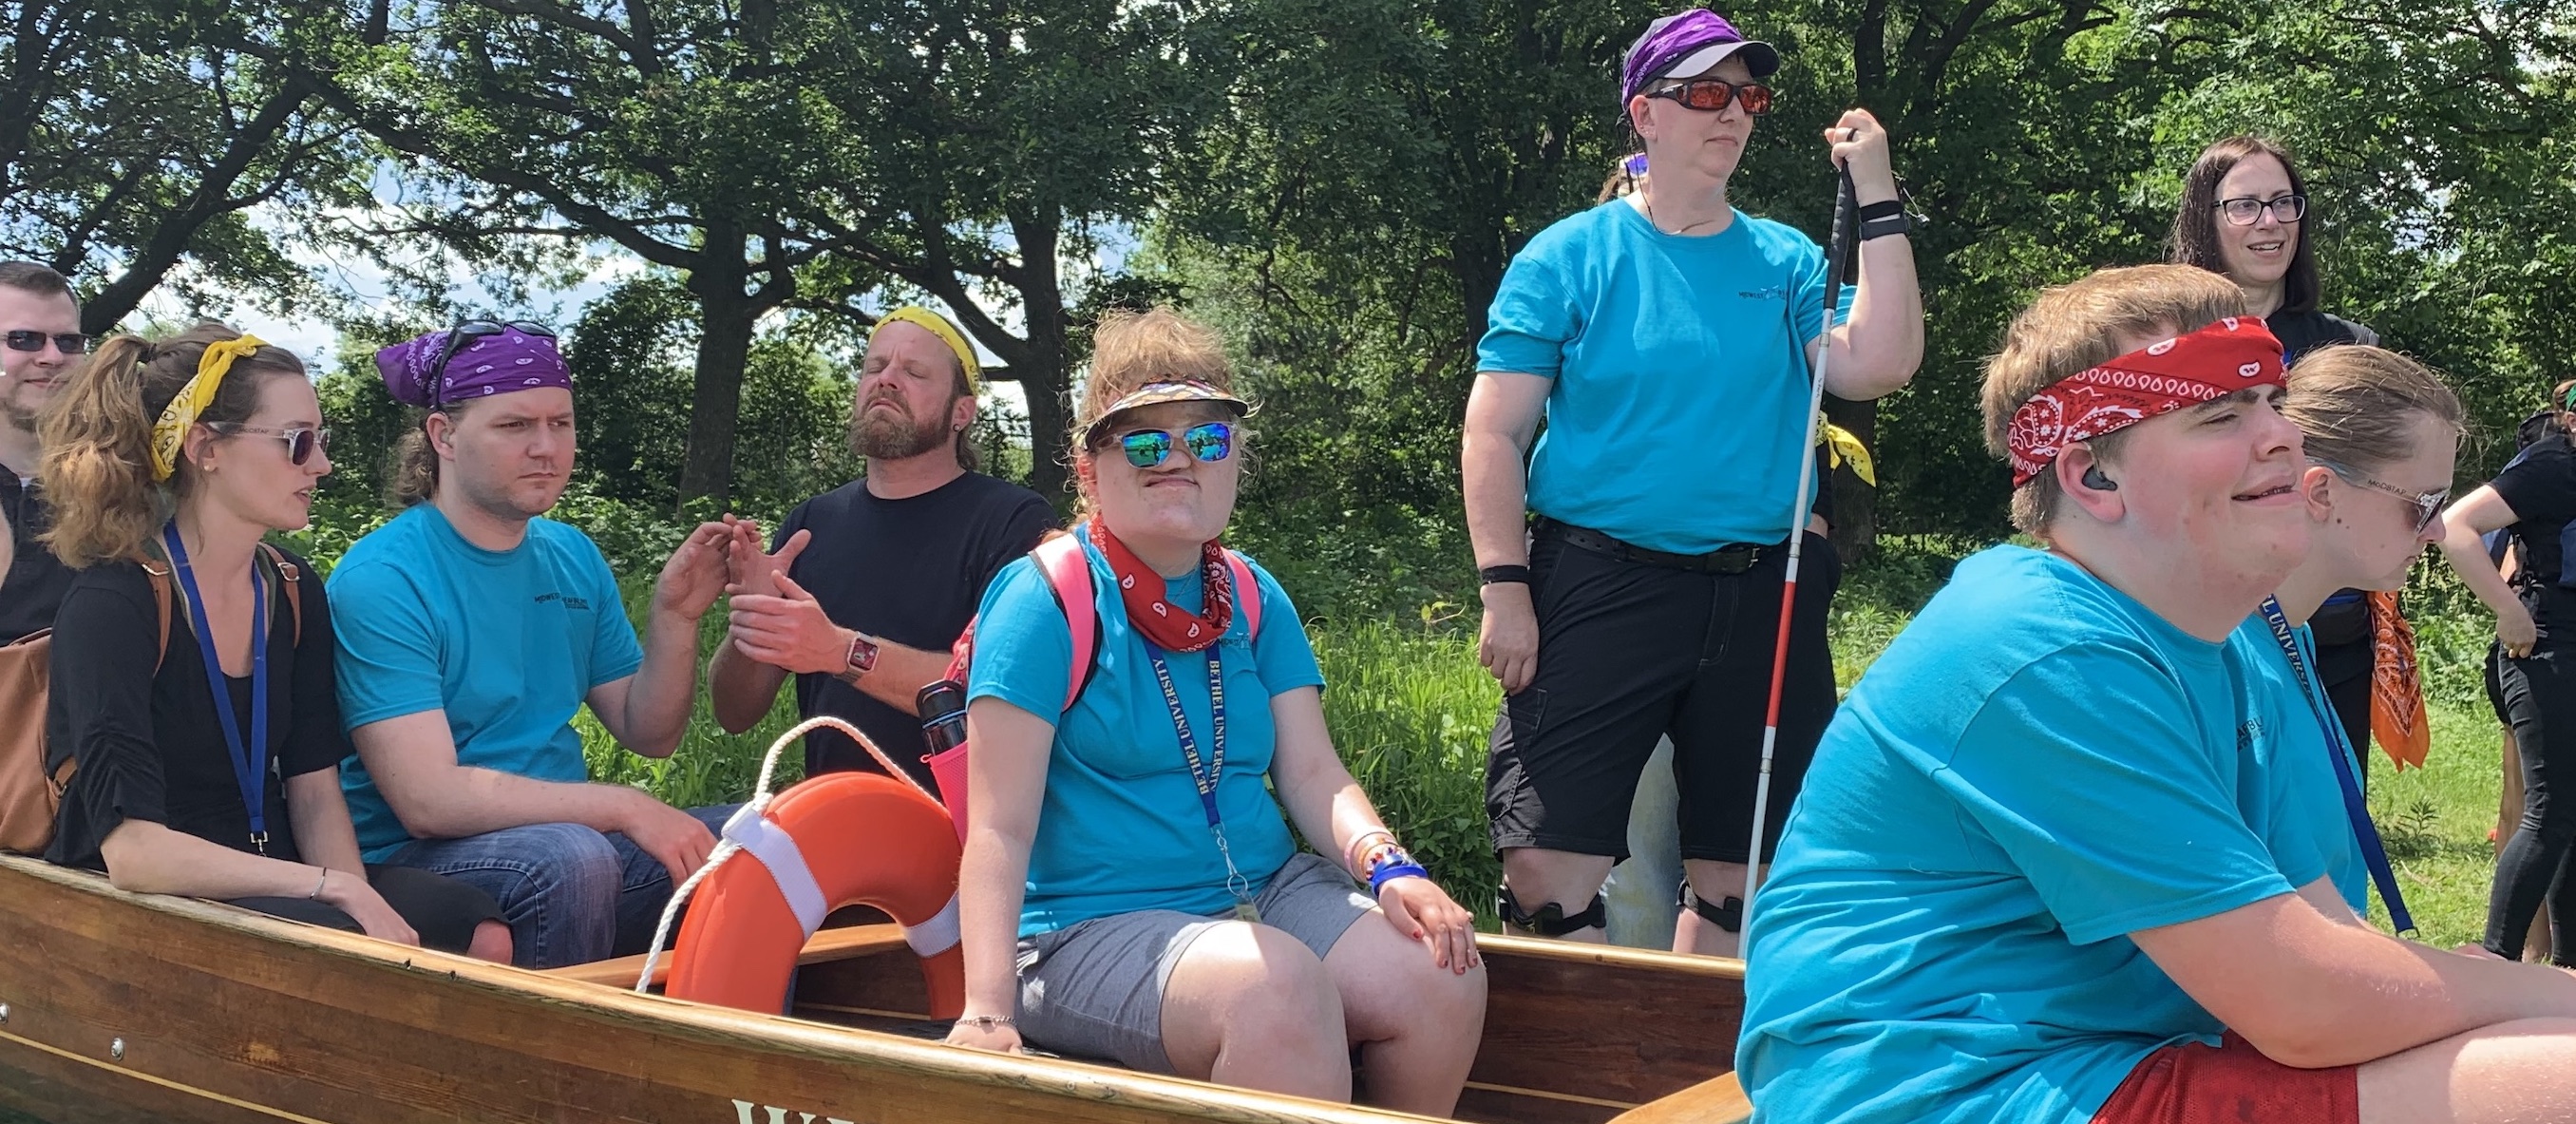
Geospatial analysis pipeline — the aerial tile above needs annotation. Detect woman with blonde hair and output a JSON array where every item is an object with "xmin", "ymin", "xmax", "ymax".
[
  {"xmin": 944, "ymin": 307, "xmax": 1487, "ymax": 1112},
  {"xmin": 38, "ymin": 324, "xmax": 508, "ymax": 961}
]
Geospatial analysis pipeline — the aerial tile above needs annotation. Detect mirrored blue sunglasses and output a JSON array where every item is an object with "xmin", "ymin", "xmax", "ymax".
[{"xmin": 1117, "ymin": 421, "xmax": 1234, "ymax": 468}]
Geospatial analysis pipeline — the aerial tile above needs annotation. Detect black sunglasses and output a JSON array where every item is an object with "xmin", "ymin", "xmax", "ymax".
[
  {"xmin": 5, "ymin": 330, "xmax": 88, "ymax": 354},
  {"xmin": 428, "ymin": 319, "xmax": 557, "ymax": 406},
  {"xmin": 1645, "ymin": 78, "xmax": 1772, "ymax": 116},
  {"xmin": 206, "ymin": 423, "xmax": 331, "ymax": 467}
]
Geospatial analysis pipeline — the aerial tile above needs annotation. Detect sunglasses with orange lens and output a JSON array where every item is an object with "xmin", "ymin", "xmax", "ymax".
[{"xmin": 1645, "ymin": 78, "xmax": 1772, "ymax": 116}]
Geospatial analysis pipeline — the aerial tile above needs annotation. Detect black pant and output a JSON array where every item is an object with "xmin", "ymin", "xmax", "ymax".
[
  {"xmin": 2484, "ymin": 644, "xmax": 2576, "ymax": 962},
  {"xmin": 229, "ymin": 865, "xmax": 502, "ymax": 954}
]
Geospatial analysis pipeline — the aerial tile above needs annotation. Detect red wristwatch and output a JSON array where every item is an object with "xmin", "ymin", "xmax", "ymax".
[{"xmin": 834, "ymin": 631, "xmax": 881, "ymax": 685}]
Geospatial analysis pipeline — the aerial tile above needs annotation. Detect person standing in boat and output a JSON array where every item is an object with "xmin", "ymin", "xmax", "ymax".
[
  {"xmin": 37, "ymin": 325, "xmax": 510, "ymax": 962},
  {"xmin": 2440, "ymin": 381, "xmax": 2576, "ymax": 963},
  {"xmin": 1464, "ymin": 6, "xmax": 1922, "ymax": 954},
  {"xmin": 708, "ymin": 306, "xmax": 1053, "ymax": 782},
  {"xmin": 945, "ymin": 308, "xmax": 1487, "ymax": 1114},
  {"xmin": 1743, "ymin": 264, "xmax": 2576, "ymax": 1124},
  {"xmin": 0, "ymin": 261, "xmax": 86, "ymax": 642},
  {"xmin": 2170, "ymin": 135, "xmax": 2388, "ymax": 778},
  {"xmin": 331, "ymin": 323, "xmax": 738, "ymax": 969}
]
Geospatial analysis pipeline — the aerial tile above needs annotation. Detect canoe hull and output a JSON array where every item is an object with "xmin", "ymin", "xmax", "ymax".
[{"xmin": 0, "ymin": 857, "xmax": 1743, "ymax": 1124}]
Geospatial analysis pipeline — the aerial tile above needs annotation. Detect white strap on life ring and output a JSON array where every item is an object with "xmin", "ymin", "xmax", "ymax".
[
  {"xmin": 904, "ymin": 893, "xmax": 962, "ymax": 957},
  {"xmin": 722, "ymin": 801, "xmax": 829, "ymax": 937}
]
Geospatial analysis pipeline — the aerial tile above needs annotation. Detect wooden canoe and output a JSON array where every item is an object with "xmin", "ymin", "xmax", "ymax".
[{"xmin": 0, "ymin": 855, "xmax": 1751, "ymax": 1124}]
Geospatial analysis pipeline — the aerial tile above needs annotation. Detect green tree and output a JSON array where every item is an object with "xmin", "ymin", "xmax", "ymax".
[{"xmin": 0, "ymin": 0, "xmax": 367, "ymax": 334}]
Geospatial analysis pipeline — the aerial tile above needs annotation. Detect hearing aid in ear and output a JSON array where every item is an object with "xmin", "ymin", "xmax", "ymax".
[{"xmin": 2081, "ymin": 466, "xmax": 2119, "ymax": 492}]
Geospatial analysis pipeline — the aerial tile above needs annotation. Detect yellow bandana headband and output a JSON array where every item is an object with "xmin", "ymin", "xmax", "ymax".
[
  {"xmin": 148, "ymin": 333, "xmax": 266, "ymax": 481},
  {"xmin": 875, "ymin": 306, "xmax": 981, "ymax": 393}
]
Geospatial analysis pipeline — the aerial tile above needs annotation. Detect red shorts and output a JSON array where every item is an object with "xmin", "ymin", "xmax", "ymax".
[{"xmin": 2091, "ymin": 1033, "xmax": 2358, "ymax": 1124}]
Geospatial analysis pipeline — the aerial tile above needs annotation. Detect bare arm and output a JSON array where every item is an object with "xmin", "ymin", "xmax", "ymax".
[
  {"xmin": 283, "ymin": 768, "xmax": 368, "ymax": 874},
  {"xmin": 1462, "ymin": 371, "xmax": 1552, "ymax": 694},
  {"xmin": 349, "ymin": 711, "xmax": 651, "ymax": 841},
  {"xmin": 707, "ymin": 637, "xmax": 791, "ymax": 734},
  {"xmin": 95, "ymin": 816, "xmax": 417, "ymax": 944},
  {"xmin": 588, "ymin": 522, "xmax": 732, "ymax": 757},
  {"xmin": 1268, "ymin": 685, "xmax": 1477, "ymax": 970},
  {"xmin": 2438, "ymin": 486, "xmax": 2528, "ymax": 623},
  {"xmin": 2130, "ymin": 883, "xmax": 2576, "ymax": 1068},
  {"xmin": 947, "ymin": 695, "xmax": 1054, "ymax": 1053},
  {"xmin": 1809, "ymin": 107, "xmax": 1923, "ymax": 401}
]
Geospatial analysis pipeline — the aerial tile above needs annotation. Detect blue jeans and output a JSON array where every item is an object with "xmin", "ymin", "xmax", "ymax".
[{"xmin": 377, "ymin": 803, "xmax": 740, "ymax": 968}]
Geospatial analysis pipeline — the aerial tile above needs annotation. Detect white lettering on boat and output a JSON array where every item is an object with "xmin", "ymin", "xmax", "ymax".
[{"xmin": 730, "ymin": 1098, "xmax": 857, "ymax": 1124}]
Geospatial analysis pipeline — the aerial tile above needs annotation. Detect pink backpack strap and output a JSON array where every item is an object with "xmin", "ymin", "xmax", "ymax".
[
  {"xmin": 1032, "ymin": 534, "xmax": 1098, "ymax": 713},
  {"xmin": 1224, "ymin": 550, "xmax": 1261, "ymax": 641}
]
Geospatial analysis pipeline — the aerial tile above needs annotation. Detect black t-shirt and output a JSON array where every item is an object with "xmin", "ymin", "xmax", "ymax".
[
  {"xmin": 0, "ymin": 469, "xmax": 77, "ymax": 642},
  {"xmin": 2266, "ymin": 309, "xmax": 2378, "ymax": 366},
  {"xmin": 2492, "ymin": 432, "xmax": 2576, "ymax": 641},
  {"xmin": 771, "ymin": 472, "xmax": 1055, "ymax": 779},
  {"xmin": 45, "ymin": 551, "xmax": 345, "ymax": 869}
]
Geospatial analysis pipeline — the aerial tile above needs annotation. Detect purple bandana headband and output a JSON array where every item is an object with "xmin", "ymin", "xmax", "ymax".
[
  {"xmin": 1619, "ymin": 9, "xmax": 1779, "ymax": 105},
  {"xmin": 374, "ymin": 325, "xmax": 572, "ymax": 409}
]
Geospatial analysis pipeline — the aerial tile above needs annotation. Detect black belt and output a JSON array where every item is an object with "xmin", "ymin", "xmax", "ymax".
[{"xmin": 1533, "ymin": 518, "xmax": 1780, "ymax": 575}]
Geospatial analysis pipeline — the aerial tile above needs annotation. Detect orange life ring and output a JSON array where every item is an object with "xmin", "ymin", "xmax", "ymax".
[{"xmin": 665, "ymin": 771, "xmax": 965, "ymax": 1019}]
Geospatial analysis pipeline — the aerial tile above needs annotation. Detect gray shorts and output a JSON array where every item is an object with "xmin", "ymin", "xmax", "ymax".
[{"xmin": 1013, "ymin": 851, "xmax": 1376, "ymax": 1073}]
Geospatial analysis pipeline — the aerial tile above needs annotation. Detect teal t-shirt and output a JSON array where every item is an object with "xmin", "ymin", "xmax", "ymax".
[
  {"xmin": 2230, "ymin": 614, "xmax": 2372, "ymax": 914},
  {"xmin": 330, "ymin": 505, "xmax": 644, "ymax": 861},
  {"xmin": 1739, "ymin": 546, "xmax": 2332, "ymax": 1124},
  {"xmin": 965, "ymin": 527, "xmax": 1325, "ymax": 938},
  {"xmin": 1477, "ymin": 200, "xmax": 1829, "ymax": 553}
]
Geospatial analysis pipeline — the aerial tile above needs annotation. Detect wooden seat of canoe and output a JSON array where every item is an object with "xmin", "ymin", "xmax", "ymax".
[
  {"xmin": 1607, "ymin": 1071, "xmax": 1751, "ymax": 1124},
  {"xmin": 540, "ymin": 923, "xmax": 913, "ymax": 988}
]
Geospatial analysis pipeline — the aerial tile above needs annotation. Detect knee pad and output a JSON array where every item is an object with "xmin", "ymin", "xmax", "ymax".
[
  {"xmin": 1680, "ymin": 886, "xmax": 1744, "ymax": 933},
  {"xmin": 1498, "ymin": 886, "xmax": 1606, "ymax": 936}
]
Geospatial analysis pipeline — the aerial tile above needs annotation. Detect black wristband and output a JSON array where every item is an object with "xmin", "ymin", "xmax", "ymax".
[
  {"xmin": 1855, "ymin": 199, "xmax": 1904, "ymax": 223},
  {"xmin": 1479, "ymin": 564, "xmax": 1532, "ymax": 585},
  {"xmin": 1858, "ymin": 213, "xmax": 1912, "ymax": 241}
]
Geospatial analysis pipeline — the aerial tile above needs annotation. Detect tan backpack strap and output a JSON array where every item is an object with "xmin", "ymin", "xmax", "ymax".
[
  {"xmin": 141, "ymin": 558, "xmax": 174, "ymax": 674},
  {"xmin": 256, "ymin": 543, "xmax": 304, "ymax": 647}
]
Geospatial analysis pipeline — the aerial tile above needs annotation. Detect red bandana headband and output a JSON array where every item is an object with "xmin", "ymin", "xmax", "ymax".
[{"xmin": 2006, "ymin": 316, "xmax": 2287, "ymax": 486}]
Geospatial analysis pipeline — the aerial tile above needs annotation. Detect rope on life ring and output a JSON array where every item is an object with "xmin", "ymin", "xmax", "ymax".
[{"xmin": 634, "ymin": 716, "xmax": 957, "ymax": 995}]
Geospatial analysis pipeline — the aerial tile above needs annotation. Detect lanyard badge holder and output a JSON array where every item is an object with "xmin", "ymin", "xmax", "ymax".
[
  {"xmin": 2259, "ymin": 597, "xmax": 2415, "ymax": 936},
  {"xmin": 1147, "ymin": 644, "xmax": 1259, "ymax": 924},
  {"xmin": 162, "ymin": 524, "xmax": 272, "ymax": 855}
]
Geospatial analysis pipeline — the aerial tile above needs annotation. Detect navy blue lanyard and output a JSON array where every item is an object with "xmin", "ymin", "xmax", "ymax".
[
  {"xmin": 2258, "ymin": 597, "xmax": 2414, "ymax": 934},
  {"xmin": 1146, "ymin": 645, "xmax": 1226, "ymax": 829},
  {"xmin": 162, "ymin": 524, "xmax": 271, "ymax": 854}
]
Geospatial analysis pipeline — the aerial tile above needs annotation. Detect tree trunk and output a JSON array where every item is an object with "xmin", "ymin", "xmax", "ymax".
[
  {"xmin": 676, "ymin": 253, "xmax": 757, "ymax": 505},
  {"xmin": 1824, "ymin": 393, "xmax": 1879, "ymax": 563},
  {"xmin": 1010, "ymin": 208, "xmax": 1073, "ymax": 505}
]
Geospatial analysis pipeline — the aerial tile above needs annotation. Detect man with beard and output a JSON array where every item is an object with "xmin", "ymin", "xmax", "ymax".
[
  {"xmin": 329, "ymin": 323, "xmax": 739, "ymax": 968},
  {"xmin": 0, "ymin": 262, "xmax": 86, "ymax": 639},
  {"xmin": 709, "ymin": 306, "xmax": 1053, "ymax": 780}
]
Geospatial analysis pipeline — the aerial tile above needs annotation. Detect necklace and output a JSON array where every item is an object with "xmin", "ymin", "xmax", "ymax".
[{"xmin": 1642, "ymin": 187, "xmax": 1721, "ymax": 236}]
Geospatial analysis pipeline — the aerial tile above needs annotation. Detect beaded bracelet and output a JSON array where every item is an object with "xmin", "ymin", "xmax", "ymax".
[{"xmin": 955, "ymin": 1014, "xmax": 1015, "ymax": 1031}]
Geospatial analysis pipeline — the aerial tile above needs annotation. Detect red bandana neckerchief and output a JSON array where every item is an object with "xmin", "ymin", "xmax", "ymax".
[
  {"xmin": 1089, "ymin": 518, "xmax": 1236, "ymax": 653},
  {"xmin": 2005, "ymin": 316, "xmax": 2287, "ymax": 486}
]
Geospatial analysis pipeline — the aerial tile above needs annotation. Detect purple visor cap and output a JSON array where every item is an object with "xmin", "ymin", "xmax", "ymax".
[{"xmin": 1620, "ymin": 9, "xmax": 1780, "ymax": 104}]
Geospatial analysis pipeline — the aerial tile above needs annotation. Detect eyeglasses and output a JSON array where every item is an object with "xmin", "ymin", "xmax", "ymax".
[
  {"xmin": 1644, "ymin": 78, "xmax": 1772, "ymax": 116},
  {"xmin": 2314, "ymin": 458, "xmax": 2446, "ymax": 533},
  {"xmin": 428, "ymin": 319, "xmax": 557, "ymax": 406},
  {"xmin": 206, "ymin": 423, "xmax": 331, "ymax": 467},
  {"xmin": 2215, "ymin": 195, "xmax": 2307, "ymax": 226},
  {"xmin": 4, "ymin": 330, "xmax": 88, "ymax": 354},
  {"xmin": 1111, "ymin": 422, "xmax": 1233, "ymax": 468}
]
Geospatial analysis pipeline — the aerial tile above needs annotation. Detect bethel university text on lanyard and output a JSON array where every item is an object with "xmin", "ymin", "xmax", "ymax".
[
  {"xmin": 1146, "ymin": 643, "xmax": 1260, "ymax": 924},
  {"xmin": 163, "ymin": 523, "xmax": 273, "ymax": 855},
  {"xmin": 2259, "ymin": 596, "xmax": 2415, "ymax": 935}
]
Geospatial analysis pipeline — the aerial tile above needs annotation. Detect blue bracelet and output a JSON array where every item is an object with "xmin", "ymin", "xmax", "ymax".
[{"xmin": 1368, "ymin": 849, "xmax": 1430, "ymax": 896}]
